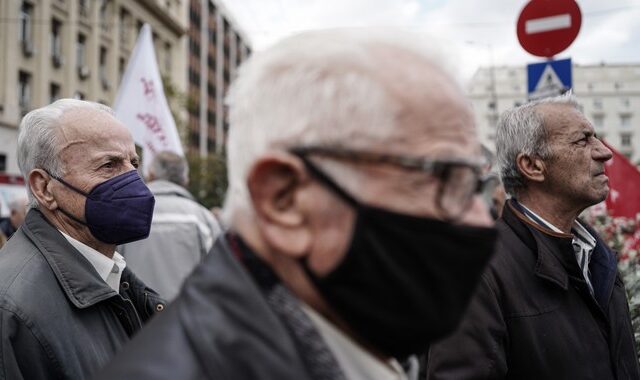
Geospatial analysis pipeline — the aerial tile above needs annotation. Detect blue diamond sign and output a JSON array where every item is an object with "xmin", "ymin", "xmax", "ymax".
[{"xmin": 527, "ymin": 58, "xmax": 572, "ymax": 100}]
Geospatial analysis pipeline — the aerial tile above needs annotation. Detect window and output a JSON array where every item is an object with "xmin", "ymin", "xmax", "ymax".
[
  {"xmin": 100, "ymin": 0, "xmax": 110, "ymax": 32},
  {"xmin": 50, "ymin": 82, "xmax": 61, "ymax": 103},
  {"xmin": 73, "ymin": 91, "xmax": 85, "ymax": 100},
  {"xmin": 79, "ymin": 0, "xmax": 89, "ymax": 17},
  {"xmin": 99, "ymin": 46, "xmax": 109, "ymax": 89},
  {"xmin": 20, "ymin": 2, "xmax": 34, "ymax": 56},
  {"xmin": 487, "ymin": 114, "xmax": 498, "ymax": 128},
  {"xmin": 119, "ymin": 8, "xmax": 129, "ymax": 46},
  {"xmin": 18, "ymin": 71, "xmax": 31, "ymax": 112},
  {"xmin": 621, "ymin": 114, "xmax": 632, "ymax": 128},
  {"xmin": 119, "ymin": 57, "xmax": 126, "ymax": 82},
  {"xmin": 621, "ymin": 98, "xmax": 630, "ymax": 108},
  {"xmin": 0, "ymin": 154, "xmax": 6, "ymax": 172},
  {"xmin": 593, "ymin": 115, "xmax": 604, "ymax": 129},
  {"xmin": 77, "ymin": 34, "xmax": 86, "ymax": 68},
  {"xmin": 621, "ymin": 133, "xmax": 632, "ymax": 147},
  {"xmin": 19, "ymin": 2, "xmax": 33, "ymax": 43},
  {"xmin": 593, "ymin": 98, "xmax": 603, "ymax": 109},
  {"xmin": 51, "ymin": 19, "xmax": 62, "ymax": 61}
]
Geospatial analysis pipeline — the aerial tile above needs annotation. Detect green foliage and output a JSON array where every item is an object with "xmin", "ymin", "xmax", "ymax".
[{"xmin": 186, "ymin": 151, "xmax": 228, "ymax": 209}]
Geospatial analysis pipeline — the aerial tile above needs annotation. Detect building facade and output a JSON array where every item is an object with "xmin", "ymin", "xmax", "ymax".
[
  {"xmin": 469, "ymin": 63, "xmax": 640, "ymax": 163},
  {"xmin": 187, "ymin": 0, "xmax": 251, "ymax": 156},
  {"xmin": 0, "ymin": 0, "xmax": 189, "ymax": 175}
]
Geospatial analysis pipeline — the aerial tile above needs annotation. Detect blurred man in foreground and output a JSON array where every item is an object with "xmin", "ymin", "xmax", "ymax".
[
  {"xmin": 0, "ymin": 99, "xmax": 164, "ymax": 379},
  {"xmin": 427, "ymin": 94, "xmax": 640, "ymax": 379},
  {"xmin": 119, "ymin": 151, "xmax": 221, "ymax": 301},
  {"xmin": 98, "ymin": 29, "xmax": 497, "ymax": 380}
]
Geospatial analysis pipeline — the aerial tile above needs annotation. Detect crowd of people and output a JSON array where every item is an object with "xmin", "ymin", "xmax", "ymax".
[{"xmin": 0, "ymin": 28, "xmax": 637, "ymax": 380}]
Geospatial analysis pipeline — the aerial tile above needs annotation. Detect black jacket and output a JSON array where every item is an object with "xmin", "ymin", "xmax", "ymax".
[
  {"xmin": 0, "ymin": 209, "xmax": 165, "ymax": 380},
  {"xmin": 426, "ymin": 200, "xmax": 640, "ymax": 380},
  {"xmin": 96, "ymin": 235, "xmax": 320, "ymax": 379}
]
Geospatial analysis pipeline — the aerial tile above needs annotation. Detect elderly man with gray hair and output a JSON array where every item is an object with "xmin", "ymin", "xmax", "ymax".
[
  {"xmin": 98, "ymin": 28, "xmax": 498, "ymax": 380},
  {"xmin": 119, "ymin": 151, "xmax": 221, "ymax": 301},
  {"xmin": 426, "ymin": 94, "xmax": 640, "ymax": 379},
  {"xmin": 0, "ymin": 99, "xmax": 165, "ymax": 379}
]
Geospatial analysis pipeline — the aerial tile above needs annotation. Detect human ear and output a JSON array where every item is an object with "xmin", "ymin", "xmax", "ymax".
[
  {"xmin": 516, "ymin": 153, "xmax": 546, "ymax": 183},
  {"xmin": 247, "ymin": 152, "xmax": 312, "ymax": 258},
  {"xmin": 29, "ymin": 169, "xmax": 57, "ymax": 210}
]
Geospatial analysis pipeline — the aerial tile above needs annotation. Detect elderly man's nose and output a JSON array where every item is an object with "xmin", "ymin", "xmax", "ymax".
[{"xmin": 593, "ymin": 138, "xmax": 613, "ymax": 162}]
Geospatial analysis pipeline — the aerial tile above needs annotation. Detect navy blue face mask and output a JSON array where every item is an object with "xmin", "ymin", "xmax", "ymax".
[{"xmin": 48, "ymin": 170, "xmax": 155, "ymax": 245}]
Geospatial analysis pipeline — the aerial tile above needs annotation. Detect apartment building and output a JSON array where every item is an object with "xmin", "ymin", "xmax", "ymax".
[
  {"xmin": 469, "ymin": 63, "xmax": 640, "ymax": 163},
  {"xmin": 0, "ymin": 0, "xmax": 189, "ymax": 174},
  {"xmin": 187, "ymin": 0, "xmax": 251, "ymax": 155}
]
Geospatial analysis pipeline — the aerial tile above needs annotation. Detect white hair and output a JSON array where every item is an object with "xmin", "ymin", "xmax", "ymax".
[
  {"xmin": 495, "ymin": 93, "xmax": 580, "ymax": 197},
  {"xmin": 221, "ymin": 28, "xmax": 460, "ymax": 223},
  {"xmin": 149, "ymin": 151, "xmax": 189, "ymax": 186},
  {"xmin": 17, "ymin": 99, "xmax": 114, "ymax": 209}
]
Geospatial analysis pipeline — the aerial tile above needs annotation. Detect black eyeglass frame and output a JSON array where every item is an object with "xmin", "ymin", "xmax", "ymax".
[{"xmin": 289, "ymin": 145, "xmax": 494, "ymax": 221}]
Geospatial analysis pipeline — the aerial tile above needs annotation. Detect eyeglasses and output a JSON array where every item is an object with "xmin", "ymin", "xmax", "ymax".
[{"xmin": 289, "ymin": 145, "xmax": 494, "ymax": 221}]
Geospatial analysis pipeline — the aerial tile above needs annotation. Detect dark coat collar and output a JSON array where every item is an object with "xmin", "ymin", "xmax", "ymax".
[
  {"xmin": 502, "ymin": 200, "xmax": 580, "ymax": 290},
  {"xmin": 21, "ymin": 209, "xmax": 119, "ymax": 309},
  {"xmin": 502, "ymin": 200, "xmax": 617, "ymax": 308}
]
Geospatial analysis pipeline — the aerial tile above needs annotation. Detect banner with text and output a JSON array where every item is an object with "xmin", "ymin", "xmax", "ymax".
[{"xmin": 113, "ymin": 23, "xmax": 183, "ymax": 173}]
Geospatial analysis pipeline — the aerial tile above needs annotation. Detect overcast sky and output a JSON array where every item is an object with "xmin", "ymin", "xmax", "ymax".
[{"xmin": 220, "ymin": 0, "xmax": 640, "ymax": 82}]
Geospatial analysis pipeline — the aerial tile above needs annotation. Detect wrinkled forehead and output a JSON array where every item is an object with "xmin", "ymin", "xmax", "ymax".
[
  {"xmin": 537, "ymin": 103, "xmax": 590, "ymax": 138},
  {"xmin": 58, "ymin": 107, "xmax": 129, "ymax": 141}
]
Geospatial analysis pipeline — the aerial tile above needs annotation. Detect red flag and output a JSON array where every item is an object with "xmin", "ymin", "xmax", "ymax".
[{"xmin": 603, "ymin": 141, "xmax": 640, "ymax": 218}]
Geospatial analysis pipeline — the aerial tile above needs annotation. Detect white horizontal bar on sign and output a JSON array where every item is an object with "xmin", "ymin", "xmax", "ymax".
[{"xmin": 525, "ymin": 14, "xmax": 571, "ymax": 34}]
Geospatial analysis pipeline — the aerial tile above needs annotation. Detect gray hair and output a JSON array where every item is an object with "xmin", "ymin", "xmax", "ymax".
[
  {"xmin": 221, "ymin": 28, "xmax": 458, "ymax": 223},
  {"xmin": 148, "ymin": 151, "xmax": 189, "ymax": 186},
  {"xmin": 17, "ymin": 99, "xmax": 114, "ymax": 209},
  {"xmin": 495, "ymin": 93, "xmax": 579, "ymax": 197}
]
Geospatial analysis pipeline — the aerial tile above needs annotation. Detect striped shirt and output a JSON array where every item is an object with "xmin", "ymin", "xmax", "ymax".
[{"xmin": 517, "ymin": 202, "xmax": 597, "ymax": 295}]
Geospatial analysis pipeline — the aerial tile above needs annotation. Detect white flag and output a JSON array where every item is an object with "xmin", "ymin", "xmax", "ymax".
[{"xmin": 114, "ymin": 23, "xmax": 184, "ymax": 173}]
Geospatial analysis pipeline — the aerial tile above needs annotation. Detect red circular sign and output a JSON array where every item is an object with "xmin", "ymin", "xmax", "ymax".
[{"xmin": 517, "ymin": 0, "xmax": 581, "ymax": 58}]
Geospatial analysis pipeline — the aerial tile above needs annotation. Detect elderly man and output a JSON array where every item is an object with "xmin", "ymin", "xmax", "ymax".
[
  {"xmin": 97, "ymin": 29, "xmax": 497, "ymax": 380},
  {"xmin": 0, "ymin": 195, "xmax": 28, "ymax": 239},
  {"xmin": 0, "ymin": 99, "xmax": 165, "ymax": 379},
  {"xmin": 119, "ymin": 151, "xmax": 221, "ymax": 301},
  {"xmin": 426, "ymin": 94, "xmax": 640, "ymax": 379}
]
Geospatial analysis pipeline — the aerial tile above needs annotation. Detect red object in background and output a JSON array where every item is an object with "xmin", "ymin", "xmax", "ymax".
[
  {"xmin": 517, "ymin": 0, "xmax": 582, "ymax": 57},
  {"xmin": 604, "ymin": 142, "xmax": 640, "ymax": 219}
]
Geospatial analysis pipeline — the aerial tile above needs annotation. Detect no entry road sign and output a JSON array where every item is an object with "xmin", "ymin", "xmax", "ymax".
[{"xmin": 517, "ymin": 0, "xmax": 581, "ymax": 57}]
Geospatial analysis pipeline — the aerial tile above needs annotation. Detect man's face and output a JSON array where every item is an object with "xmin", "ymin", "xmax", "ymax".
[
  {"xmin": 540, "ymin": 104, "xmax": 613, "ymax": 210},
  {"xmin": 50, "ymin": 108, "xmax": 139, "ymax": 239},
  {"xmin": 303, "ymin": 49, "xmax": 492, "ymax": 275}
]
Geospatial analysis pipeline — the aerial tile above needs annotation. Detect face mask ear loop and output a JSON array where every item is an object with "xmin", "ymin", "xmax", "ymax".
[
  {"xmin": 43, "ymin": 169, "xmax": 90, "ymax": 197},
  {"xmin": 42, "ymin": 169, "xmax": 90, "ymax": 225},
  {"xmin": 291, "ymin": 153, "xmax": 361, "ymax": 208}
]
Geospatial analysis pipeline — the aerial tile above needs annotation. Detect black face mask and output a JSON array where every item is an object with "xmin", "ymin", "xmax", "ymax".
[{"xmin": 298, "ymin": 155, "xmax": 498, "ymax": 359}]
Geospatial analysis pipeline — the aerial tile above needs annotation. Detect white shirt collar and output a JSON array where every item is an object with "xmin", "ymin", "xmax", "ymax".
[
  {"xmin": 302, "ymin": 304, "xmax": 408, "ymax": 380},
  {"xmin": 59, "ymin": 230, "xmax": 126, "ymax": 292},
  {"xmin": 517, "ymin": 202, "xmax": 595, "ymax": 245}
]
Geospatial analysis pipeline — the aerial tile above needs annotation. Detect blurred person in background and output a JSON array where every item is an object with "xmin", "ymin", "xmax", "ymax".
[
  {"xmin": 0, "ymin": 195, "xmax": 28, "ymax": 239},
  {"xmin": 0, "ymin": 99, "xmax": 165, "ymax": 379},
  {"xmin": 97, "ymin": 28, "xmax": 497, "ymax": 380},
  {"xmin": 427, "ymin": 94, "xmax": 640, "ymax": 380},
  {"xmin": 119, "ymin": 151, "xmax": 222, "ymax": 301}
]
